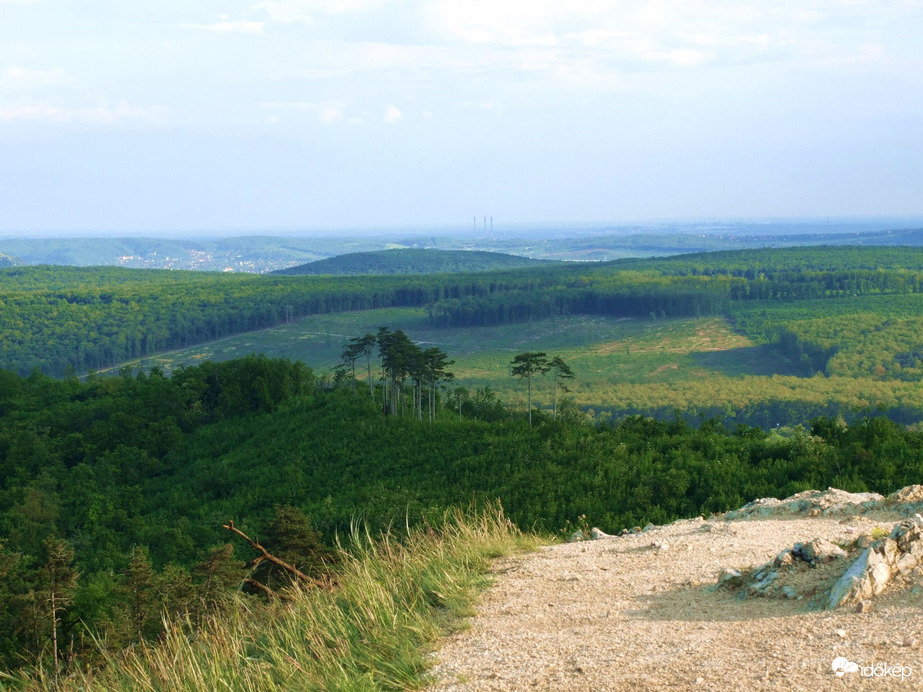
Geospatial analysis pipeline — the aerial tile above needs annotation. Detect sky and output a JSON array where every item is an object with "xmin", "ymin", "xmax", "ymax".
[{"xmin": 1, "ymin": 0, "xmax": 922, "ymax": 235}]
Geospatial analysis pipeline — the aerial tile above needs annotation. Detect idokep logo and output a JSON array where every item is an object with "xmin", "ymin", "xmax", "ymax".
[
  {"xmin": 832, "ymin": 657, "xmax": 913, "ymax": 679},
  {"xmin": 832, "ymin": 657, "xmax": 858, "ymax": 677}
]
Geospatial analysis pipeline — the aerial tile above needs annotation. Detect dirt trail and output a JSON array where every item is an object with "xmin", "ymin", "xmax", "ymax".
[{"xmin": 429, "ymin": 512, "xmax": 923, "ymax": 691}]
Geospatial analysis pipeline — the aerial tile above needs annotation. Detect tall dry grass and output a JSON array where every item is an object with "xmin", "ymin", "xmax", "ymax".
[{"xmin": 14, "ymin": 504, "xmax": 541, "ymax": 691}]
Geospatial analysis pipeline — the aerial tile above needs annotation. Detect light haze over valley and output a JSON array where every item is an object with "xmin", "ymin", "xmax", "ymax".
[{"xmin": 2, "ymin": 1, "xmax": 921, "ymax": 235}]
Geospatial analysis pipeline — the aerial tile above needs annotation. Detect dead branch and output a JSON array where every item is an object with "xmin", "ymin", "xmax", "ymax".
[
  {"xmin": 223, "ymin": 520, "xmax": 326, "ymax": 588},
  {"xmin": 243, "ymin": 578, "xmax": 279, "ymax": 599}
]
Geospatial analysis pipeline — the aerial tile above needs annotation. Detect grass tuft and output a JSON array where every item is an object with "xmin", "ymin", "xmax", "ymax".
[{"xmin": 15, "ymin": 504, "xmax": 543, "ymax": 692}]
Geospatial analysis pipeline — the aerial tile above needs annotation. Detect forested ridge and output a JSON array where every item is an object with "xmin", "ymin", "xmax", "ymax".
[
  {"xmin": 274, "ymin": 248, "xmax": 554, "ymax": 275},
  {"xmin": 2, "ymin": 354, "xmax": 923, "ymax": 676},
  {"xmin": 7, "ymin": 246, "xmax": 923, "ymax": 378},
  {"xmin": 0, "ymin": 265, "xmax": 516, "ymax": 376}
]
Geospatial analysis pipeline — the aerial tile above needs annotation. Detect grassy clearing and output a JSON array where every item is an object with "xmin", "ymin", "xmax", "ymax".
[
  {"xmin": 15, "ymin": 505, "xmax": 543, "ymax": 692},
  {"xmin": 114, "ymin": 307, "xmax": 923, "ymax": 422},
  {"xmin": 108, "ymin": 306, "xmax": 922, "ymax": 422},
  {"xmin": 108, "ymin": 308, "xmax": 820, "ymax": 416},
  {"xmin": 120, "ymin": 309, "xmax": 797, "ymax": 385}
]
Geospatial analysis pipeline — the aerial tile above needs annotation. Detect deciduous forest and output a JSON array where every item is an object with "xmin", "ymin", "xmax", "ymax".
[
  {"xmin": 1, "ymin": 352, "xmax": 923, "ymax": 675},
  {"xmin": 4, "ymin": 245, "xmax": 923, "ymax": 678},
  {"xmin": 6, "ymin": 246, "xmax": 923, "ymax": 378}
]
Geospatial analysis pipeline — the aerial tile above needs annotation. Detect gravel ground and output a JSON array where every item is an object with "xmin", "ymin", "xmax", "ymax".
[{"xmin": 429, "ymin": 513, "xmax": 923, "ymax": 691}]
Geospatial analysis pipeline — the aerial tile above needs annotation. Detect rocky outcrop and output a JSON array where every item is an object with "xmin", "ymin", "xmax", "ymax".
[
  {"xmin": 718, "ymin": 498, "xmax": 923, "ymax": 612},
  {"xmin": 826, "ymin": 518, "xmax": 923, "ymax": 609},
  {"xmin": 888, "ymin": 484, "xmax": 923, "ymax": 505},
  {"xmin": 567, "ymin": 527, "xmax": 612, "ymax": 542},
  {"xmin": 722, "ymin": 488, "xmax": 884, "ymax": 520},
  {"xmin": 792, "ymin": 537, "xmax": 848, "ymax": 563},
  {"xmin": 719, "ymin": 536, "xmax": 850, "ymax": 599},
  {"xmin": 721, "ymin": 484, "xmax": 923, "ymax": 521}
]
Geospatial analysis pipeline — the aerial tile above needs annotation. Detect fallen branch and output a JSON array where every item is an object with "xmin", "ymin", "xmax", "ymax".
[
  {"xmin": 243, "ymin": 578, "xmax": 280, "ymax": 599},
  {"xmin": 223, "ymin": 520, "xmax": 326, "ymax": 588}
]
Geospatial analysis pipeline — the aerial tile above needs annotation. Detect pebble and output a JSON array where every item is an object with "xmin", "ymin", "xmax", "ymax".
[{"xmin": 836, "ymin": 629, "xmax": 847, "ymax": 638}]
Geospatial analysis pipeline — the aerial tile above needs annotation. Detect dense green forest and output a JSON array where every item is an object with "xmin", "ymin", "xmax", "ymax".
[
  {"xmin": 5, "ymin": 242, "xmax": 923, "ymax": 680},
  {"xmin": 0, "ymin": 265, "xmax": 485, "ymax": 376},
  {"xmin": 7, "ymin": 246, "xmax": 923, "ymax": 379},
  {"xmin": 2, "ymin": 353, "xmax": 923, "ymax": 675}
]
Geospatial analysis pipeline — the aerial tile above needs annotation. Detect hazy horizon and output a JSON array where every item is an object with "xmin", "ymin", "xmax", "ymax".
[
  {"xmin": 3, "ymin": 2, "xmax": 922, "ymax": 234},
  {"xmin": 3, "ymin": 216, "xmax": 923, "ymax": 242}
]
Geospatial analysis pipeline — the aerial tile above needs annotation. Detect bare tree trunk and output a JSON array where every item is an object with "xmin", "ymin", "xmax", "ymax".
[
  {"xmin": 553, "ymin": 376, "xmax": 558, "ymax": 421},
  {"xmin": 244, "ymin": 578, "xmax": 280, "ymax": 599},
  {"xmin": 366, "ymin": 356, "xmax": 373, "ymax": 398},
  {"xmin": 527, "ymin": 376, "xmax": 532, "ymax": 425},
  {"xmin": 50, "ymin": 589, "xmax": 58, "ymax": 677}
]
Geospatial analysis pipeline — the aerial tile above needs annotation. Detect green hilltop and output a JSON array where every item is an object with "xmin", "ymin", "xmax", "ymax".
[{"xmin": 274, "ymin": 248, "xmax": 555, "ymax": 275}]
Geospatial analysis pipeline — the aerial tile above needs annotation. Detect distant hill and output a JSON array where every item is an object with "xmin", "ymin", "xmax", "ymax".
[
  {"xmin": 0, "ymin": 254, "xmax": 15, "ymax": 268},
  {"xmin": 0, "ymin": 236, "xmax": 341, "ymax": 273},
  {"xmin": 273, "ymin": 249, "xmax": 555, "ymax": 275},
  {"xmin": 3, "ymin": 225, "xmax": 923, "ymax": 273}
]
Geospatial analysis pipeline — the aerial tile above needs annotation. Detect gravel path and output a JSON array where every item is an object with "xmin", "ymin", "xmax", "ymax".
[{"xmin": 429, "ymin": 513, "xmax": 923, "ymax": 691}]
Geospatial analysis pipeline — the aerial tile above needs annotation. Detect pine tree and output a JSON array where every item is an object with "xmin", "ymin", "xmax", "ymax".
[
  {"xmin": 548, "ymin": 356, "xmax": 575, "ymax": 421},
  {"xmin": 511, "ymin": 352, "xmax": 550, "ymax": 424}
]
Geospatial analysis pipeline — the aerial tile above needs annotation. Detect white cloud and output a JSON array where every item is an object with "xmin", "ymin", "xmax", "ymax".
[
  {"xmin": 318, "ymin": 104, "xmax": 342, "ymax": 123},
  {"xmin": 260, "ymin": 100, "xmax": 356, "ymax": 124},
  {"xmin": 182, "ymin": 15, "xmax": 266, "ymax": 34},
  {"xmin": 252, "ymin": 0, "xmax": 401, "ymax": 25},
  {"xmin": 251, "ymin": 1, "xmax": 315, "ymax": 26},
  {"xmin": 384, "ymin": 105, "xmax": 402, "ymax": 123},
  {"xmin": 0, "ymin": 102, "xmax": 169, "ymax": 124},
  {"xmin": 461, "ymin": 101, "xmax": 505, "ymax": 114},
  {"xmin": 1, "ymin": 66, "xmax": 74, "ymax": 90},
  {"xmin": 300, "ymin": 0, "xmax": 401, "ymax": 14},
  {"xmin": 323, "ymin": 0, "xmax": 393, "ymax": 11},
  {"xmin": 421, "ymin": 0, "xmax": 914, "ymax": 75}
]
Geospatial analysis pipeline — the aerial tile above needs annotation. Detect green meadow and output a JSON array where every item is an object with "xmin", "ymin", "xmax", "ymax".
[
  {"xmin": 113, "ymin": 308, "xmax": 865, "ymax": 421},
  {"xmin": 116, "ymin": 308, "xmax": 789, "ymax": 380}
]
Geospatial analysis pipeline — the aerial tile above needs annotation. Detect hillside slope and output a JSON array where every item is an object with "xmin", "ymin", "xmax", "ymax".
[
  {"xmin": 274, "ymin": 248, "xmax": 554, "ymax": 275},
  {"xmin": 431, "ymin": 487, "xmax": 923, "ymax": 691}
]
